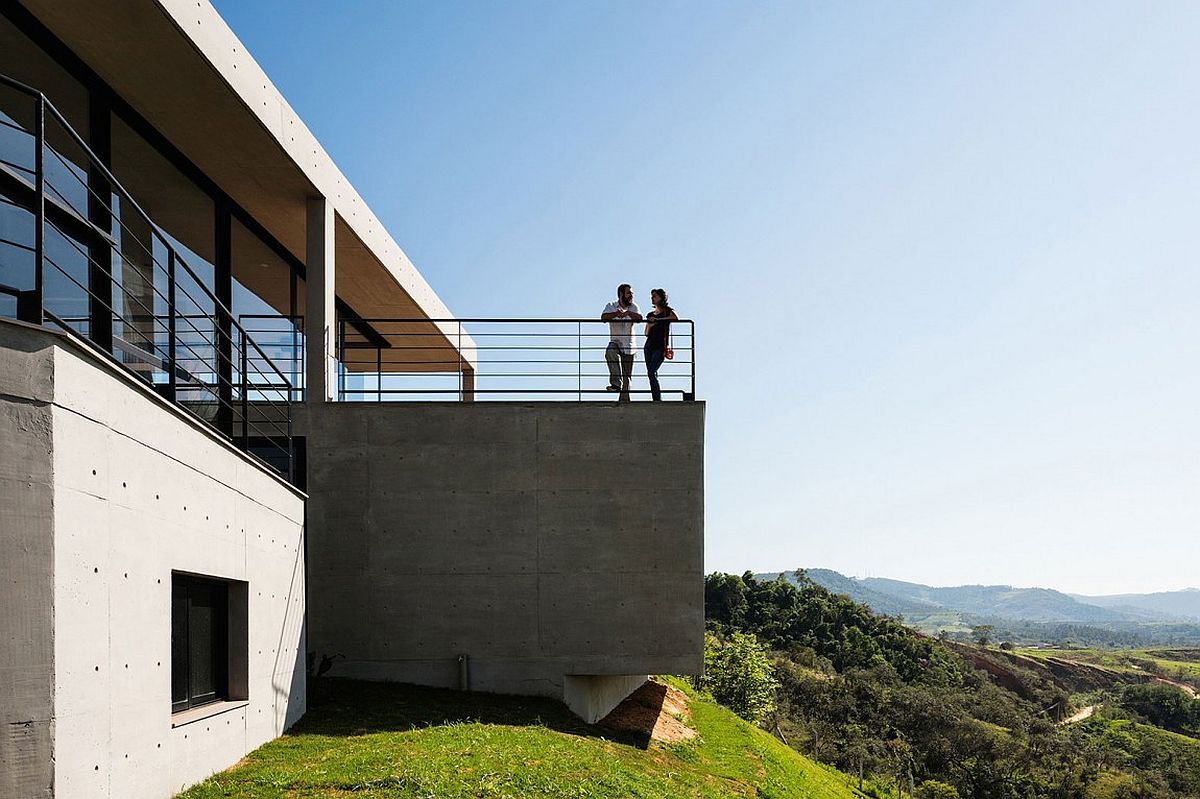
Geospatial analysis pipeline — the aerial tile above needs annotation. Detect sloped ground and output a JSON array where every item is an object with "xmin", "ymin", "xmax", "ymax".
[
  {"xmin": 1014, "ymin": 647, "xmax": 1200, "ymax": 692},
  {"xmin": 177, "ymin": 677, "xmax": 865, "ymax": 799},
  {"xmin": 598, "ymin": 679, "xmax": 697, "ymax": 744}
]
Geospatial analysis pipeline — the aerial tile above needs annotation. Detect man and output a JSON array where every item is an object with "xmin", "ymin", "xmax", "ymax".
[{"xmin": 600, "ymin": 283, "xmax": 642, "ymax": 400}]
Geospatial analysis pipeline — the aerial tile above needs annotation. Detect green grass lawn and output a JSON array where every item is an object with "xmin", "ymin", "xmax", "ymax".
[{"xmin": 177, "ymin": 677, "xmax": 865, "ymax": 799}]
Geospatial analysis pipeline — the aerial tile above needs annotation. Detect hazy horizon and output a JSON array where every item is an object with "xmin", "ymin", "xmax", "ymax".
[{"xmin": 748, "ymin": 565, "xmax": 1199, "ymax": 597}]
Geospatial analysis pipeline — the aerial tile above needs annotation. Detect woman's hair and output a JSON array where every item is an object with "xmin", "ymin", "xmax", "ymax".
[{"xmin": 651, "ymin": 288, "xmax": 669, "ymax": 308}]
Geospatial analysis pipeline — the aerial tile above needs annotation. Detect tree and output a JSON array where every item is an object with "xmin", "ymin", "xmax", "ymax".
[
  {"xmin": 702, "ymin": 631, "xmax": 779, "ymax": 724},
  {"xmin": 971, "ymin": 625, "xmax": 994, "ymax": 647}
]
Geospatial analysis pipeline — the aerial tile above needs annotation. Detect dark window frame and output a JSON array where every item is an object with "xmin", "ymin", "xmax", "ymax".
[{"xmin": 172, "ymin": 573, "xmax": 230, "ymax": 713}]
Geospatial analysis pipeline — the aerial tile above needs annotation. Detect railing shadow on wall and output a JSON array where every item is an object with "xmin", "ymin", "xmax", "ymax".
[
  {"xmin": 336, "ymin": 318, "xmax": 696, "ymax": 402},
  {"xmin": 0, "ymin": 73, "xmax": 294, "ymax": 482}
]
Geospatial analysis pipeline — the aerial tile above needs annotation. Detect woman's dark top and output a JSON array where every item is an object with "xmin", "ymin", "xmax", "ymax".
[{"xmin": 645, "ymin": 307, "xmax": 673, "ymax": 350}]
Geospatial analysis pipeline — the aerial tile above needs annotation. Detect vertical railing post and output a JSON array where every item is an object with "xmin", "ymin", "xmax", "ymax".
[
  {"xmin": 689, "ymin": 321, "xmax": 696, "ymax": 401},
  {"xmin": 20, "ymin": 94, "xmax": 46, "ymax": 324},
  {"xmin": 577, "ymin": 321, "xmax": 582, "ymax": 401},
  {"xmin": 240, "ymin": 330, "xmax": 249, "ymax": 451},
  {"xmin": 292, "ymin": 316, "xmax": 300, "ymax": 402},
  {"xmin": 457, "ymin": 321, "xmax": 463, "ymax": 402},
  {"xmin": 165, "ymin": 249, "xmax": 178, "ymax": 402},
  {"xmin": 336, "ymin": 318, "xmax": 345, "ymax": 401},
  {"xmin": 376, "ymin": 341, "xmax": 382, "ymax": 403},
  {"xmin": 286, "ymin": 395, "xmax": 294, "ymax": 484}
]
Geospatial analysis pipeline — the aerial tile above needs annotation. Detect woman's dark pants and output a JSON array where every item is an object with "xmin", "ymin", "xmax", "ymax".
[{"xmin": 644, "ymin": 345, "xmax": 665, "ymax": 401}]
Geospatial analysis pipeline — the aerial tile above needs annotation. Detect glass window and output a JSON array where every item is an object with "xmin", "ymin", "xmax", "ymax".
[
  {"xmin": 232, "ymin": 216, "xmax": 302, "ymax": 401},
  {"xmin": 110, "ymin": 113, "xmax": 218, "ymax": 406},
  {"xmin": 171, "ymin": 574, "xmax": 230, "ymax": 713},
  {"xmin": 0, "ymin": 12, "xmax": 93, "ymax": 317}
]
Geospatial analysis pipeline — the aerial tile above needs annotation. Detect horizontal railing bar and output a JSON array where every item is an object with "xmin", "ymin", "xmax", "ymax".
[
  {"xmin": 342, "ymin": 388, "xmax": 689, "ymax": 395},
  {"xmin": 0, "ymin": 236, "xmax": 36, "ymax": 254},
  {"xmin": 0, "ymin": 157, "xmax": 36, "ymax": 177},
  {"xmin": 0, "ymin": 73, "xmax": 42, "ymax": 97},
  {"xmin": 0, "ymin": 117, "xmax": 31, "ymax": 136},
  {"xmin": 39, "ymin": 248, "xmax": 291, "ymax": 415},
  {"xmin": 345, "ymin": 317, "xmax": 695, "ymax": 323}
]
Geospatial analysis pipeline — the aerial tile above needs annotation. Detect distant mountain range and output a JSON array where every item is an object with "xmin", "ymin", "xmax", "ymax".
[
  {"xmin": 1069, "ymin": 589, "xmax": 1200, "ymax": 623},
  {"xmin": 757, "ymin": 568, "xmax": 1200, "ymax": 625}
]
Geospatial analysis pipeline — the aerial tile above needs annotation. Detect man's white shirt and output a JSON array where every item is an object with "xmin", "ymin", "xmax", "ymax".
[{"xmin": 603, "ymin": 301, "xmax": 640, "ymax": 355}]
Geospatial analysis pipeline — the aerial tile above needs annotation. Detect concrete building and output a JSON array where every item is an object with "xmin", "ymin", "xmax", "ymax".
[{"xmin": 0, "ymin": 2, "xmax": 704, "ymax": 797}]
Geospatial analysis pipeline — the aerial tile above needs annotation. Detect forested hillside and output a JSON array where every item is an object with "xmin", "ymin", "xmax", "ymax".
[{"xmin": 706, "ymin": 570, "xmax": 1200, "ymax": 799}]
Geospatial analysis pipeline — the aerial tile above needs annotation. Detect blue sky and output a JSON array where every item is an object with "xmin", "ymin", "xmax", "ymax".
[{"xmin": 214, "ymin": 1, "xmax": 1199, "ymax": 594}]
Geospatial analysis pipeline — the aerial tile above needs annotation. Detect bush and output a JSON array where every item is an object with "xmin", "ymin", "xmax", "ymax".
[
  {"xmin": 1120, "ymin": 683, "xmax": 1198, "ymax": 735},
  {"xmin": 702, "ymin": 631, "xmax": 779, "ymax": 723},
  {"xmin": 915, "ymin": 779, "xmax": 960, "ymax": 799}
]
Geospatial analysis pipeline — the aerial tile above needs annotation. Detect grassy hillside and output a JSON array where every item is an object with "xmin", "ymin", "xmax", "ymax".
[
  {"xmin": 177, "ymin": 677, "xmax": 865, "ymax": 799},
  {"xmin": 1017, "ymin": 647, "xmax": 1200, "ymax": 687}
]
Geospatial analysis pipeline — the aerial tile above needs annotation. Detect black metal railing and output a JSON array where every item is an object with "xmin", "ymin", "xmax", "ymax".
[
  {"xmin": 0, "ymin": 74, "xmax": 293, "ymax": 481},
  {"xmin": 336, "ymin": 318, "xmax": 696, "ymax": 401},
  {"xmin": 239, "ymin": 314, "xmax": 305, "ymax": 403}
]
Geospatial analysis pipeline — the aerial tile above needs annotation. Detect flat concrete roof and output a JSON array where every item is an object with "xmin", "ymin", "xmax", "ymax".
[{"xmin": 20, "ymin": 0, "xmax": 472, "ymax": 368}]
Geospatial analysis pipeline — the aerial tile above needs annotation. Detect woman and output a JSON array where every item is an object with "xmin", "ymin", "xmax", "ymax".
[{"xmin": 643, "ymin": 288, "xmax": 678, "ymax": 401}]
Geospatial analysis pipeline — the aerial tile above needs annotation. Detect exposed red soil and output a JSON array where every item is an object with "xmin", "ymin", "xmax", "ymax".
[{"xmin": 598, "ymin": 679, "xmax": 697, "ymax": 743}]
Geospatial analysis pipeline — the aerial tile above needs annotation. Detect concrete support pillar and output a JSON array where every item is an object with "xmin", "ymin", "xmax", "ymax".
[
  {"xmin": 563, "ymin": 674, "xmax": 648, "ymax": 724},
  {"xmin": 305, "ymin": 197, "xmax": 336, "ymax": 403}
]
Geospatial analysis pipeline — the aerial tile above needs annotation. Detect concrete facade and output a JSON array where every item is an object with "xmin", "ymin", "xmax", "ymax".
[
  {"xmin": 1, "ymin": 1, "xmax": 707, "ymax": 793},
  {"xmin": 301, "ymin": 402, "xmax": 704, "ymax": 719},
  {"xmin": 0, "ymin": 324, "xmax": 55, "ymax": 798},
  {"xmin": 0, "ymin": 320, "xmax": 307, "ymax": 799}
]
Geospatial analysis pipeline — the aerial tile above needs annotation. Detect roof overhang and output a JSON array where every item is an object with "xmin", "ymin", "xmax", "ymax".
[{"xmin": 18, "ymin": 0, "xmax": 474, "ymax": 371}]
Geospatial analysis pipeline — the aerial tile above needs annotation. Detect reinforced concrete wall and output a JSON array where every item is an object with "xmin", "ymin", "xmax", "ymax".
[
  {"xmin": 0, "ymin": 323, "xmax": 55, "ymax": 798},
  {"xmin": 0, "ymin": 319, "xmax": 307, "ymax": 799},
  {"xmin": 302, "ymin": 402, "xmax": 704, "ymax": 716}
]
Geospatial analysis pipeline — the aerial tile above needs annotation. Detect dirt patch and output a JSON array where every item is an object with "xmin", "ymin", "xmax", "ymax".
[
  {"xmin": 1153, "ymin": 677, "xmax": 1198, "ymax": 697},
  {"xmin": 1061, "ymin": 704, "xmax": 1098, "ymax": 725},
  {"xmin": 599, "ymin": 680, "xmax": 697, "ymax": 743}
]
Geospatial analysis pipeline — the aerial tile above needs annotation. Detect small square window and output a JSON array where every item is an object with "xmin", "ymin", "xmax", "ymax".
[{"xmin": 172, "ymin": 574, "xmax": 246, "ymax": 713}]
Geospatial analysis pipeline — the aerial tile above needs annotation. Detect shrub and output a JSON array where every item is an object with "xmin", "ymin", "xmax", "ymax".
[
  {"xmin": 702, "ymin": 631, "xmax": 779, "ymax": 723},
  {"xmin": 915, "ymin": 779, "xmax": 960, "ymax": 799}
]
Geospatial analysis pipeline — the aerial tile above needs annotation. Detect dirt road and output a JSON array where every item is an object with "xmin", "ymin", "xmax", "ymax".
[{"xmin": 1061, "ymin": 705, "xmax": 1097, "ymax": 725}]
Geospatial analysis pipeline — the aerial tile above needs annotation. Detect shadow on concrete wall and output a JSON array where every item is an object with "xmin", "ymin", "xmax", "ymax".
[
  {"xmin": 295, "ymin": 678, "xmax": 657, "ymax": 750},
  {"xmin": 271, "ymin": 533, "xmax": 307, "ymax": 733}
]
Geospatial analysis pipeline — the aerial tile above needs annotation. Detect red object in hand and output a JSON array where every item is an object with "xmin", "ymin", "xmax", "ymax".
[{"xmin": 665, "ymin": 347, "xmax": 674, "ymax": 360}]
